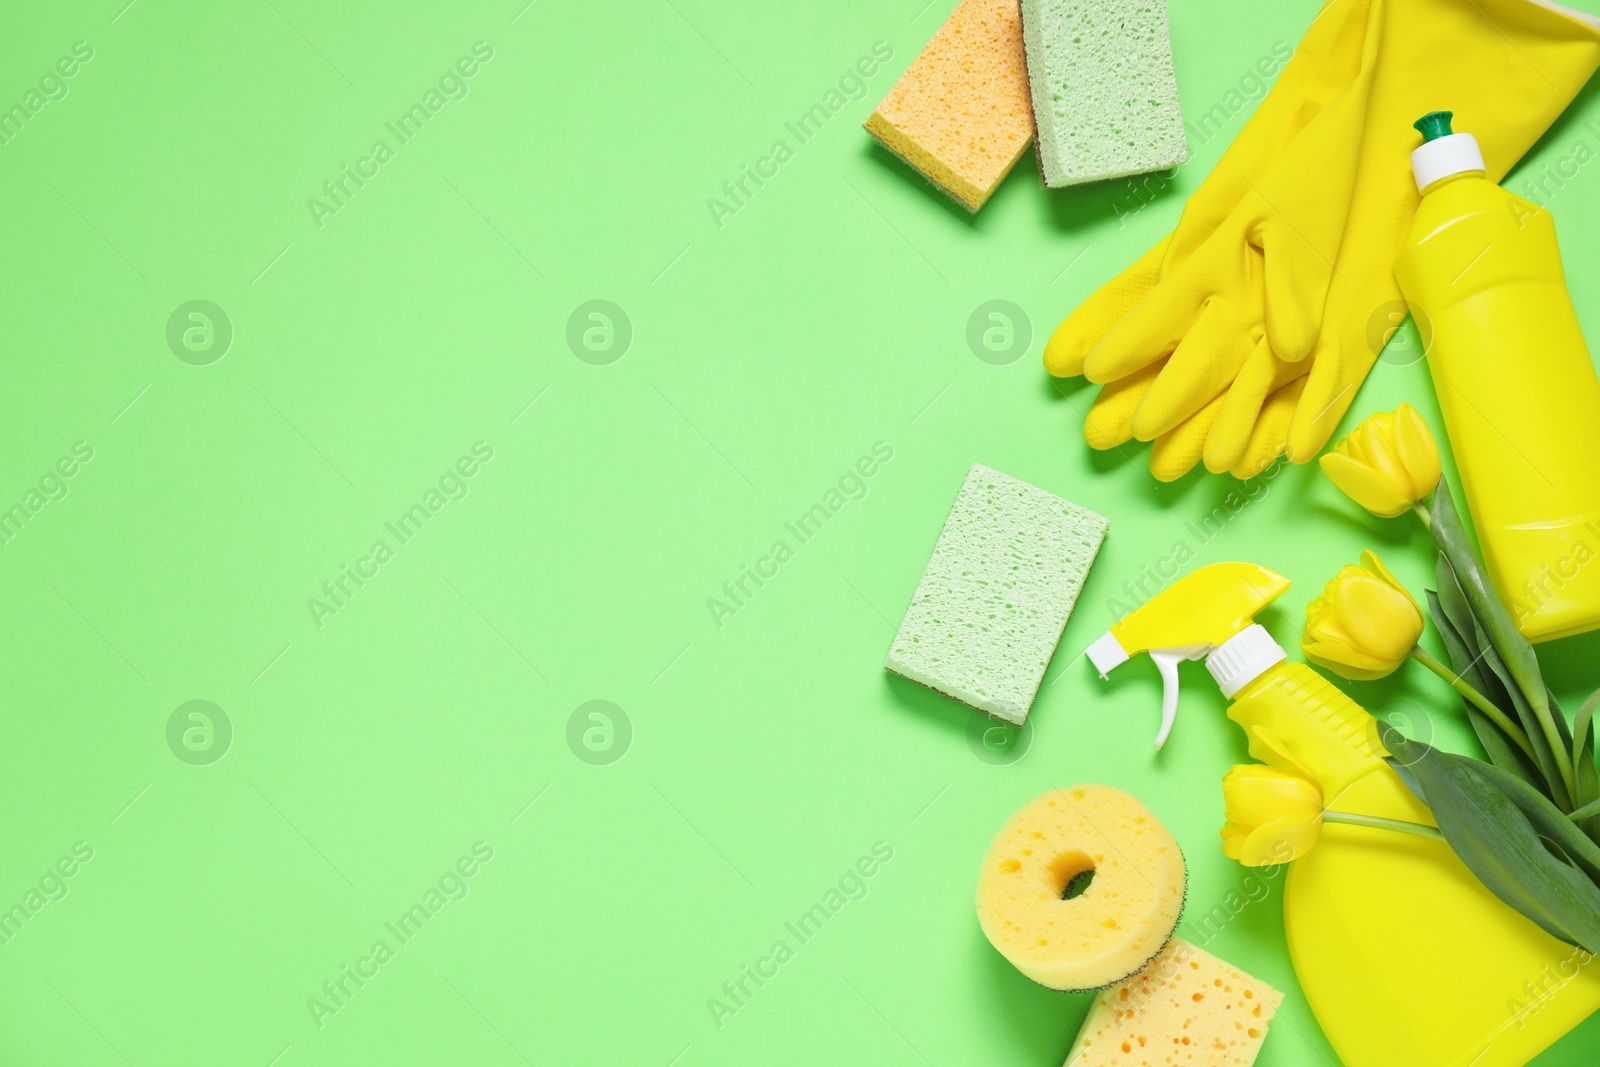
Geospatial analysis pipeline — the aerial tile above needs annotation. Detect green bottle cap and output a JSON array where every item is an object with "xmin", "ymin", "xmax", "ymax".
[{"xmin": 1414, "ymin": 111, "xmax": 1454, "ymax": 142}]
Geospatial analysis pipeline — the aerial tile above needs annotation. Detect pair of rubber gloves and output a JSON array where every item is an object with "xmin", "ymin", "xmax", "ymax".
[{"xmin": 1045, "ymin": 0, "xmax": 1600, "ymax": 481}]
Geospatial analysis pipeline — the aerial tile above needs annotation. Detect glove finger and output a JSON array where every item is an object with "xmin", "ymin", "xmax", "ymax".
[
  {"xmin": 1150, "ymin": 393, "xmax": 1225, "ymax": 482},
  {"xmin": 1082, "ymin": 254, "xmax": 1213, "ymax": 384},
  {"xmin": 1287, "ymin": 328, "xmax": 1375, "ymax": 461},
  {"xmin": 1082, "ymin": 360, "xmax": 1163, "ymax": 450},
  {"xmin": 1231, "ymin": 377, "xmax": 1306, "ymax": 479},
  {"xmin": 1203, "ymin": 334, "xmax": 1313, "ymax": 473},
  {"xmin": 1045, "ymin": 238, "xmax": 1169, "ymax": 378},
  {"xmin": 1070, "ymin": 0, "xmax": 1374, "ymax": 389},
  {"xmin": 1230, "ymin": 7, "xmax": 1383, "ymax": 366},
  {"xmin": 1259, "ymin": 219, "xmax": 1334, "ymax": 362},
  {"xmin": 1166, "ymin": 0, "xmax": 1372, "ymax": 265},
  {"xmin": 1129, "ymin": 296, "xmax": 1254, "ymax": 441}
]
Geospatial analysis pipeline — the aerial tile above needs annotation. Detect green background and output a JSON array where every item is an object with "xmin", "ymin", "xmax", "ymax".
[{"xmin": 3, "ymin": 0, "xmax": 1600, "ymax": 1063}]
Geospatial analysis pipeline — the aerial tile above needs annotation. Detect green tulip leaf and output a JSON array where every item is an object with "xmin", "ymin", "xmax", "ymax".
[
  {"xmin": 1547, "ymin": 688, "xmax": 1589, "ymax": 821},
  {"xmin": 1568, "ymin": 797, "xmax": 1600, "ymax": 823},
  {"xmin": 1432, "ymin": 554, "xmax": 1480, "ymax": 656},
  {"xmin": 1431, "ymin": 480, "xmax": 1548, "ymax": 712},
  {"xmin": 1542, "ymin": 837, "xmax": 1579, "ymax": 873},
  {"xmin": 1433, "ymin": 553, "xmax": 1504, "ymax": 703},
  {"xmin": 1479, "ymin": 639, "xmax": 1571, "ymax": 810},
  {"xmin": 1431, "ymin": 506, "xmax": 1578, "ymax": 811},
  {"xmin": 1575, "ymin": 688, "xmax": 1600, "ymax": 768},
  {"xmin": 1386, "ymin": 734, "xmax": 1600, "ymax": 954},
  {"xmin": 1471, "ymin": 760, "xmax": 1600, "ymax": 886},
  {"xmin": 1568, "ymin": 694, "xmax": 1593, "ymax": 767},
  {"xmin": 1426, "ymin": 587, "xmax": 1543, "ymax": 791},
  {"xmin": 1388, "ymin": 753, "xmax": 1422, "ymax": 800},
  {"xmin": 1432, "ymin": 552, "xmax": 1562, "ymax": 798},
  {"xmin": 1570, "ymin": 689, "xmax": 1600, "ymax": 844}
]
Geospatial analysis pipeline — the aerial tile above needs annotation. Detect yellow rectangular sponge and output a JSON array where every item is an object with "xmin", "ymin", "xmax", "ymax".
[
  {"xmin": 1065, "ymin": 938, "xmax": 1283, "ymax": 1066},
  {"xmin": 863, "ymin": 0, "xmax": 1034, "ymax": 211}
]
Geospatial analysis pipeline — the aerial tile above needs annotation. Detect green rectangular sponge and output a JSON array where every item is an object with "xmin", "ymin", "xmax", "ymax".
[
  {"xmin": 1019, "ymin": 0, "xmax": 1188, "ymax": 188},
  {"xmin": 884, "ymin": 464, "xmax": 1108, "ymax": 725}
]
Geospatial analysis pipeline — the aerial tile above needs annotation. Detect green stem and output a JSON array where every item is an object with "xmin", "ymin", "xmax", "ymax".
[
  {"xmin": 1325, "ymin": 809, "xmax": 1446, "ymax": 842},
  {"xmin": 1412, "ymin": 501, "xmax": 1432, "ymax": 528},
  {"xmin": 1408, "ymin": 647, "xmax": 1540, "ymax": 765}
]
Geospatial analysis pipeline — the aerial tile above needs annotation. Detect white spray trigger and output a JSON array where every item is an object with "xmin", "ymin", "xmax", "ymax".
[
  {"xmin": 1084, "ymin": 564, "xmax": 1292, "ymax": 751},
  {"xmin": 1148, "ymin": 645, "xmax": 1210, "ymax": 749}
]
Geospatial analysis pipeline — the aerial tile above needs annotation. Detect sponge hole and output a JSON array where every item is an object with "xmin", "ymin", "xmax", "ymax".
[{"xmin": 1051, "ymin": 851, "xmax": 1096, "ymax": 900}]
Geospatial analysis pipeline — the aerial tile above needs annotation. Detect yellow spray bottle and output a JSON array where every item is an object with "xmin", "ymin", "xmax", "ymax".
[
  {"xmin": 1395, "ymin": 111, "xmax": 1600, "ymax": 642},
  {"xmin": 1088, "ymin": 562, "xmax": 1600, "ymax": 1067}
]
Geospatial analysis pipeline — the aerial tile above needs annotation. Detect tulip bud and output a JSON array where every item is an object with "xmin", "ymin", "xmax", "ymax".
[
  {"xmin": 1319, "ymin": 403, "xmax": 1442, "ymax": 518},
  {"xmin": 1303, "ymin": 550, "xmax": 1425, "ymax": 681},
  {"xmin": 1221, "ymin": 765, "xmax": 1325, "ymax": 866}
]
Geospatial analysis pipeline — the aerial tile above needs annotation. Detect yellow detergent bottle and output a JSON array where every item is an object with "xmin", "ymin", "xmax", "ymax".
[
  {"xmin": 1395, "ymin": 111, "xmax": 1600, "ymax": 642},
  {"xmin": 1086, "ymin": 562, "xmax": 1600, "ymax": 1067}
]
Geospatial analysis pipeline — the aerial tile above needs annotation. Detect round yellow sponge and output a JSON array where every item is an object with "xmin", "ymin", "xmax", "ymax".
[{"xmin": 976, "ymin": 784, "xmax": 1186, "ymax": 991}]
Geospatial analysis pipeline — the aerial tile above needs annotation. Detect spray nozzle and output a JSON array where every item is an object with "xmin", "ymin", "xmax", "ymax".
[{"xmin": 1085, "ymin": 563, "xmax": 1291, "ymax": 748}]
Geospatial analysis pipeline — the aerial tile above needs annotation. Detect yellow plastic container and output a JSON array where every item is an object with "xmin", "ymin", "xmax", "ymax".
[
  {"xmin": 1088, "ymin": 562, "xmax": 1600, "ymax": 1066},
  {"xmin": 1395, "ymin": 112, "xmax": 1600, "ymax": 642},
  {"xmin": 1234, "ymin": 660, "xmax": 1600, "ymax": 1067}
]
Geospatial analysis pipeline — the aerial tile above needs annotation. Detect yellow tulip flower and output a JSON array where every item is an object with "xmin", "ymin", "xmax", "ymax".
[
  {"xmin": 1303, "ymin": 551, "xmax": 1425, "ymax": 681},
  {"xmin": 1319, "ymin": 403, "xmax": 1442, "ymax": 518},
  {"xmin": 1221, "ymin": 765, "xmax": 1325, "ymax": 866}
]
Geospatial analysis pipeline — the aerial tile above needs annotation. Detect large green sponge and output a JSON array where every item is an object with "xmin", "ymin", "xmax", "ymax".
[
  {"xmin": 1019, "ymin": 0, "xmax": 1189, "ymax": 187},
  {"xmin": 884, "ymin": 464, "xmax": 1107, "ymax": 724}
]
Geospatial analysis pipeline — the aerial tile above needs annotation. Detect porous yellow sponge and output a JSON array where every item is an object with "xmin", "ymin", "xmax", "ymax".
[
  {"xmin": 977, "ymin": 785, "xmax": 1185, "ymax": 991},
  {"xmin": 864, "ymin": 0, "xmax": 1034, "ymax": 211},
  {"xmin": 1065, "ymin": 938, "xmax": 1283, "ymax": 1066}
]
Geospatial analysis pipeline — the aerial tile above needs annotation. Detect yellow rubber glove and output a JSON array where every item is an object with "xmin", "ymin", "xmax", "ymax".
[
  {"xmin": 1081, "ymin": 336, "xmax": 1304, "ymax": 480},
  {"xmin": 1204, "ymin": 339, "xmax": 1312, "ymax": 474},
  {"xmin": 1076, "ymin": 1, "xmax": 1384, "ymax": 433},
  {"xmin": 1075, "ymin": 0, "xmax": 1600, "ymax": 477},
  {"xmin": 1048, "ymin": 0, "xmax": 1374, "ymax": 481},
  {"xmin": 1045, "ymin": 0, "xmax": 1371, "ymax": 381},
  {"xmin": 1284, "ymin": 0, "xmax": 1600, "ymax": 461}
]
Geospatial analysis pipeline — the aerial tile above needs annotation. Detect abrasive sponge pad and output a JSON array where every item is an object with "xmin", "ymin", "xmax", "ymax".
[
  {"xmin": 1019, "ymin": 0, "xmax": 1188, "ymax": 187},
  {"xmin": 864, "ymin": 0, "xmax": 1034, "ymax": 211},
  {"xmin": 1065, "ymin": 938, "xmax": 1283, "ymax": 1065},
  {"xmin": 885, "ymin": 464, "xmax": 1107, "ymax": 724}
]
